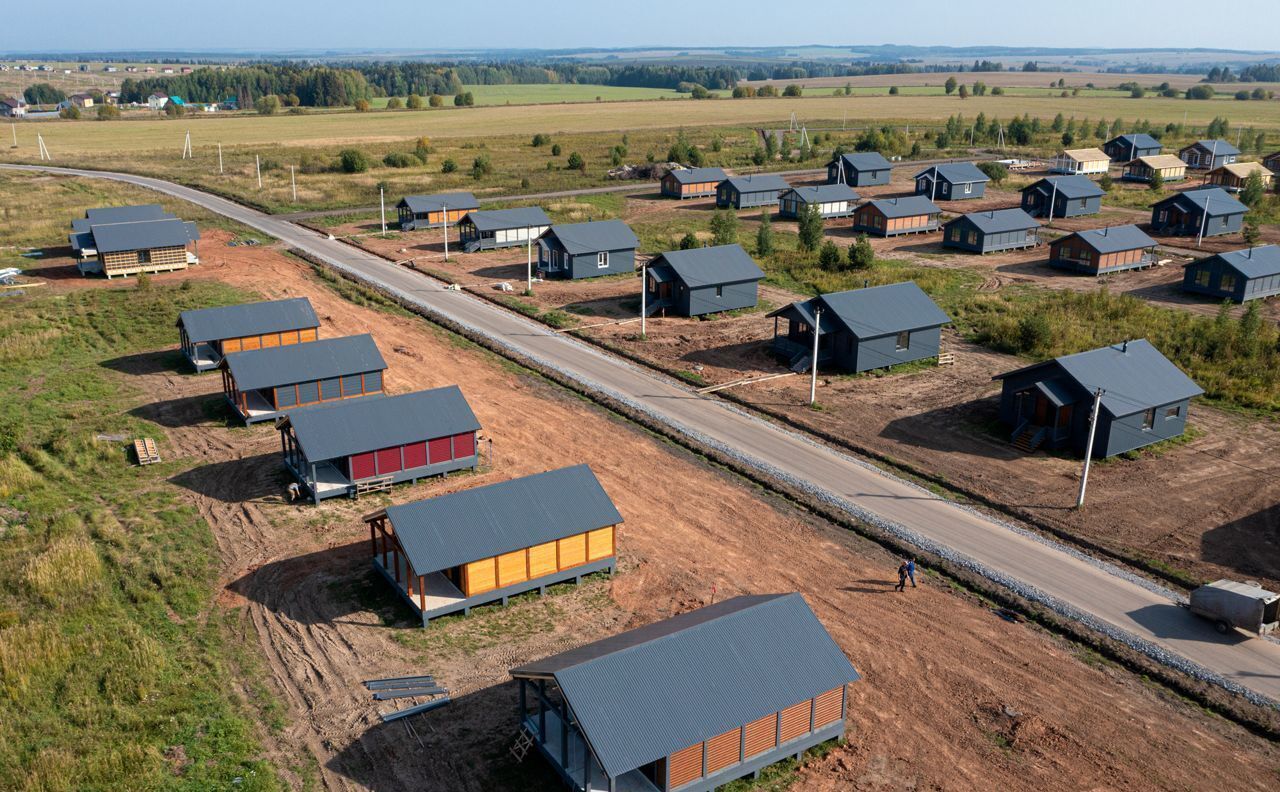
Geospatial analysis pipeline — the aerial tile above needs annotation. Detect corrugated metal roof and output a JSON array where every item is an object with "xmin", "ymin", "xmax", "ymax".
[
  {"xmin": 223, "ymin": 333, "xmax": 386, "ymax": 391},
  {"xmin": 947, "ymin": 208, "xmax": 1039, "ymax": 234},
  {"xmin": 1023, "ymin": 175, "xmax": 1105, "ymax": 200},
  {"xmin": 995, "ymin": 339, "xmax": 1203, "ymax": 418},
  {"xmin": 720, "ymin": 174, "xmax": 790, "ymax": 193},
  {"xmin": 781, "ymin": 184, "xmax": 860, "ymax": 204},
  {"xmin": 1059, "ymin": 147, "xmax": 1109, "ymax": 163},
  {"xmin": 510, "ymin": 593, "xmax": 860, "ymax": 779},
  {"xmin": 668, "ymin": 167, "xmax": 727, "ymax": 184},
  {"xmin": 914, "ymin": 162, "xmax": 989, "ymax": 184},
  {"xmin": 1062, "ymin": 225, "xmax": 1155, "ymax": 255},
  {"xmin": 88, "ymin": 218, "xmax": 200, "ymax": 253},
  {"xmin": 1111, "ymin": 133, "xmax": 1161, "ymax": 150},
  {"xmin": 650, "ymin": 244, "xmax": 764, "ymax": 288},
  {"xmin": 82, "ymin": 204, "xmax": 170, "ymax": 226},
  {"xmin": 386, "ymin": 464, "xmax": 622, "ymax": 573},
  {"xmin": 177, "ymin": 297, "xmax": 319, "ymax": 343},
  {"xmin": 540, "ymin": 220, "xmax": 638, "ymax": 255},
  {"xmin": 1213, "ymin": 161, "xmax": 1272, "ymax": 179},
  {"xmin": 771, "ymin": 282, "xmax": 949, "ymax": 339},
  {"xmin": 837, "ymin": 152, "xmax": 892, "ymax": 171},
  {"xmin": 866, "ymin": 195, "xmax": 941, "ymax": 218},
  {"xmin": 397, "ymin": 192, "xmax": 479, "ymax": 214},
  {"xmin": 1198, "ymin": 244, "xmax": 1280, "ymax": 280},
  {"xmin": 460, "ymin": 207, "xmax": 551, "ymax": 232},
  {"xmin": 1184, "ymin": 139, "xmax": 1241, "ymax": 157},
  {"xmin": 68, "ymin": 230, "xmax": 95, "ymax": 252},
  {"xmin": 1156, "ymin": 187, "xmax": 1247, "ymax": 216},
  {"xmin": 1131, "ymin": 154, "xmax": 1187, "ymax": 170},
  {"xmin": 283, "ymin": 385, "xmax": 480, "ymax": 462}
]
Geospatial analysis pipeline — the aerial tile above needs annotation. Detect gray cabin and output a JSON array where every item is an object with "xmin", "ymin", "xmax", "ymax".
[
  {"xmin": 396, "ymin": 191, "xmax": 479, "ymax": 230},
  {"xmin": 914, "ymin": 162, "xmax": 989, "ymax": 201},
  {"xmin": 1149, "ymin": 187, "xmax": 1247, "ymax": 237},
  {"xmin": 1183, "ymin": 245, "xmax": 1280, "ymax": 303},
  {"xmin": 276, "ymin": 386, "xmax": 481, "ymax": 504},
  {"xmin": 850, "ymin": 196, "xmax": 942, "ymax": 237},
  {"xmin": 994, "ymin": 339, "xmax": 1202, "ymax": 458},
  {"xmin": 509, "ymin": 593, "xmax": 860, "ymax": 792},
  {"xmin": 537, "ymin": 220, "xmax": 638, "ymax": 280},
  {"xmin": 1048, "ymin": 225, "xmax": 1157, "ymax": 275},
  {"xmin": 456, "ymin": 207, "xmax": 551, "ymax": 252},
  {"xmin": 1179, "ymin": 139, "xmax": 1240, "ymax": 170},
  {"xmin": 660, "ymin": 167, "xmax": 727, "ymax": 199},
  {"xmin": 177, "ymin": 297, "xmax": 320, "ymax": 372},
  {"xmin": 644, "ymin": 244, "xmax": 765, "ymax": 317},
  {"xmin": 828, "ymin": 152, "xmax": 892, "ymax": 187},
  {"xmin": 715, "ymin": 174, "xmax": 790, "ymax": 210},
  {"xmin": 1103, "ymin": 133, "xmax": 1162, "ymax": 162},
  {"xmin": 69, "ymin": 204, "xmax": 200, "ymax": 278},
  {"xmin": 777, "ymin": 184, "xmax": 859, "ymax": 219},
  {"xmin": 769, "ymin": 282, "xmax": 950, "ymax": 373},
  {"xmin": 1020, "ymin": 175, "xmax": 1104, "ymax": 219},
  {"xmin": 942, "ymin": 209, "xmax": 1040, "ymax": 254}
]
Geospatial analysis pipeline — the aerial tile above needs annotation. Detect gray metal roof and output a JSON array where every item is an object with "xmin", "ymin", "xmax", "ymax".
[
  {"xmin": 1183, "ymin": 139, "xmax": 1241, "ymax": 157},
  {"xmin": 650, "ymin": 244, "xmax": 764, "ymax": 288},
  {"xmin": 836, "ymin": 152, "xmax": 892, "ymax": 172},
  {"xmin": 282, "ymin": 385, "xmax": 480, "ymax": 462},
  {"xmin": 947, "ymin": 208, "xmax": 1039, "ymax": 234},
  {"xmin": 772, "ymin": 281, "xmax": 950, "ymax": 339},
  {"xmin": 1110, "ymin": 133, "xmax": 1161, "ymax": 150},
  {"xmin": 385, "ymin": 464, "xmax": 622, "ymax": 573},
  {"xmin": 720, "ymin": 174, "xmax": 790, "ymax": 193},
  {"xmin": 1155, "ymin": 187, "xmax": 1247, "ymax": 216},
  {"xmin": 1196, "ymin": 244, "xmax": 1280, "ymax": 280},
  {"xmin": 995, "ymin": 339, "xmax": 1203, "ymax": 418},
  {"xmin": 865, "ymin": 195, "xmax": 941, "ymax": 219},
  {"xmin": 1023, "ymin": 175, "xmax": 1105, "ymax": 200},
  {"xmin": 1061, "ymin": 225, "xmax": 1155, "ymax": 255},
  {"xmin": 540, "ymin": 220, "xmax": 638, "ymax": 255},
  {"xmin": 781, "ymin": 184, "xmax": 860, "ymax": 204},
  {"xmin": 87, "ymin": 218, "xmax": 200, "ymax": 253},
  {"xmin": 667, "ymin": 167, "xmax": 727, "ymax": 184},
  {"xmin": 396, "ymin": 192, "xmax": 479, "ymax": 214},
  {"xmin": 177, "ymin": 298, "xmax": 319, "ymax": 343},
  {"xmin": 510, "ymin": 593, "xmax": 859, "ymax": 779},
  {"xmin": 914, "ymin": 162, "xmax": 990, "ymax": 184},
  {"xmin": 74, "ymin": 204, "xmax": 171, "ymax": 231},
  {"xmin": 460, "ymin": 207, "xmax": 551, "ymax": 232},
  {"xmin": 223, "ymin": 333, "xmax": 386, "ymax": 391}
]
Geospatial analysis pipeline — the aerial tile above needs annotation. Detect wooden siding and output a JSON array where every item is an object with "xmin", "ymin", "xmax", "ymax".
[
  {"xmin": 465, "ymin": 558, "xmax": 497, "ymax": 593},
  {"xmin": 271, "ymin": 369, "xmax": 382, "ymax": 411},
  {"xmin": 705, "ymin": 728, "xmax": 741, "ymax": 774},
  {"xmin": 528, "ymin": 541, "xmax": 558, "ymax": 578},
  {"xmin": 587, "ymin": 526, "xmax": 614, "ymax": 561},
  {"xmin": 779, "ymin": 700, "xmax": 812, "ymax": 742},
  {"xmin": 813, "ymin": 687, "xmax": 843, "ymax": 727},
  {"xmin": 497, "ymin": 550, "xmax": 527, "ymax": 588},
  {"xmin": 100, "ymin": 245, "xmax": 187, "ymax": 277},
  {"xmin": 743, "ymin": 713, "xmax": 778, "ymax": 758},
  {"xmin": 558, "ymin": 532, "xmax": 587, "ymax": 568},
  {"xmin": 221, "ymin": 326, "xmax": 317, "ymax": 354},
  {"xmin": 459, "ymin": 527, "xmax": 615, "ymax": 596},
  {"xmin": 668, "ymin": 743, "xmax": 704, "ymax": 789}
]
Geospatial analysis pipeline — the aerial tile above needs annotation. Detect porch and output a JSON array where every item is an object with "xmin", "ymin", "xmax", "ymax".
[
  {"xmin": 186, "ymin": 341, "xmax": 221, "ymax": 372},
  {"xmin": 771, "ymin": 321, "xmax": 835, "ymax": 371},
  {"xmin": 1050, "ymin": 251, "xmax": 1158, "ymax": 275},
  {"xmin": 241, "ymin": 389, "xmax": 277, "ymax": 422},
  {"xmin": 1009, "ymin": 379, "xmax": 1077, "ymax": 452},
  {"xmin": 522, "ymin": 695, "xmax": 659, "ymax": 792}
]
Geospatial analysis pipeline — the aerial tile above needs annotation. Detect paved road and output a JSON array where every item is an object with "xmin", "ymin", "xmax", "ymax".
[{"xmin": 8, "ymin": 163, "xmax": 1279, "ymax": 708}]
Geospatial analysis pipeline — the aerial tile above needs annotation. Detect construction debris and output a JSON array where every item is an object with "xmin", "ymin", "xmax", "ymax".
[
  {"xmin": 133, "ymin": 437, "xmax": 161, "ymax": 466},
  {"xmin": 364, "ymin": 675, "xmax": 451, "ymax": 723}
]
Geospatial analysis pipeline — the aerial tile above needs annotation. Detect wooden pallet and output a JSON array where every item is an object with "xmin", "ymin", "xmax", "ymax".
[
  {"xmin": 354, "ymin": 475, "xmax": 394, "ymax": 498},
  {"xmin": 937, "ymin": 352, "xmax": 956, "ymax": 367},
  {"xmin": 133, "ymin": 437, "xmax": 160, "ymax": 466}
]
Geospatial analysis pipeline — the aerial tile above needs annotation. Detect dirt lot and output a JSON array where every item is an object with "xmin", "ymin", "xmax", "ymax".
[{"xmin": 31, "ymin": 231, "xmax": 1280, "ymax": 791}]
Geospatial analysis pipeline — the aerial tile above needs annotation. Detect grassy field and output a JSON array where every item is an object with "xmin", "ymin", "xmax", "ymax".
[{"xmin": 375, "ymin": 84, "xmax": 682, "ymax": 107}]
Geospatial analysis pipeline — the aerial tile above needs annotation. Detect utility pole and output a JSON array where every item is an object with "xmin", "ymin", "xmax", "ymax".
[
  {"xmin": 640, "ymin": 260, "xmax": 647, "ymax": 337},
  {"xmin": 255, "ymin": 154, "xmax": 261, "ymax": 189},
  {"xmin": 379, "ymin": 186, "xmax": 386, "ymax": 236},
  {"xmin": 10, "ymin": 123, "xmax": 16, "ymax": 148},
  {"xmin": 182, "ymin": 129, "xmax": 192, "ymax": 159},
  {"xmin": 1047, "ymin": 179, "xmax": 1059, "ymax": 228},
  {"xmin": 217, "ymin": 142, "xmax": 223, "ymax": 174},
  {"xmin": 809, "ymin": 308, "xmax": 822, "ymax": 407},
  {"xmin": 526, "ymin": 233, "xmax": 533, "ymax": 294},
  {"xmin": 36, "ymin": 133, "xmax": 49, "ymax": 161},
  {"xmin": 1076, "ymin": 387, "xmax": 1105, "ymax": 508},
  {"xmin": 1197, "ymin": 194, "xmax": 1210, "ymax": 248},
  {"xmin": 929, "ymin": 166, "xmax": 937, "ymax": 202},
  {"xmin": 441, "ymin": 204, "xmax": 449, "ymax": 261},
  {"xmin": 290, "ymin": 166, "xmax": 297, "ymax": 203}
]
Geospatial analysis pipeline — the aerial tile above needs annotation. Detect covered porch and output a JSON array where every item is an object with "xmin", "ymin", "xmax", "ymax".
[
  {"xmin": 644, "ymin": 266, "xmax": 677, "ymax": 316},
  {"xmin": 768, "ymin": 304, "xmax": 837, "ymax": 370},
  {"xmin": 1009, "ymin": 378, "xmax": 1077, "ymax": 452}
]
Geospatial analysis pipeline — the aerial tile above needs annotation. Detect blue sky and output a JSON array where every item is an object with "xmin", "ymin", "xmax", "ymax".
[{"xmin": 1, "ymin": 0, "xmax": 1277, "ymax": 53}]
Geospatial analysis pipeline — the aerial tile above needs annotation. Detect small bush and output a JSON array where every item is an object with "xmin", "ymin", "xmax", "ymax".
[
  {"xmin": 566, "ymin": 151, "xmax": 585, "ymax": 171},
  {"xmin": 338, "ymin": 149, "xmax": 369, "ymax": 174},
  {"xmin": 679, "ymin": 232, "xmax": 699, "ymax": 250},
  {"xmin": 531, "ymin": 133, "xmax": 551, "ymax": 147},
  {"xmin": 441, "ymin": 158, "xmax": 457, "ymax": 173},
  {"xmin": 428, "ymin": 94, "xmax": 443, "ymax": 107},
  {"xmin": 551, "ymin": 143, "xmax": 562, "ymax": 156},
  {"xmin": 471, "ymin": 154, "xmax": 492, "ymax": 179},
  {"xmin": 95, "ymin": 103, "xmax": 120, "ymax": 120},
  {"xmin": 406, "ymin": 94, "xmax": 424, "ymax": 109},
  {"xmin": 385, "ymin": 97, "xmax": 403, "ymax": 109},
  {"xmin": 818, "ymin": 240, "xmax": 842, "ymax": 269},
  {"xmin": 383, "ymin": 151, "xmax": 416, "ymax": 168},
  {"xmin": 976, "ymin": 161, "xmax": 1008, "ymax": 184},
  {"xmin": 354, "ymin": 99, "xmax": 371, "ymax": 112}
]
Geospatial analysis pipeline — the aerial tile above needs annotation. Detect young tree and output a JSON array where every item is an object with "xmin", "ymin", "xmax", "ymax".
[
  {"xmin": 1240, "ymin": 169, "xmax": 1266, "ymax": 207},
  {"xmin": 428, "ymin": 94, "xmax": 443, "ymax": 107},
  {"xmin": 1242, "ymin": 219, "xmax": 1262, "ymax": 248},
  {"xmin": 338, "ymin": 149, "xmax": 369, "ymax": 173},
  {"xmin": 944, "ymin": 76, "xmax": 958, "ymax": 95},
  {"xmin": 254, "ymin": 94, "xmax": 281, "ymax": 115},
  {"xmin": 1061, "ymin": 131, "xmax": 1075, "ymax": 146},
  {"xmin": 678, "ymin": 232, "xmax": 700, "ymax": 250},
  {"xmin": 750, "ymin": 147, "xmax": 766, "ymax": 166},
  {"xmin": 163, "ymin": 101, "xmax": 183, "ymax": 117},
  {"xmin": 1254, "ymin": 131, "xmax": 1267, "ymax": 154},
  {"xmin": 566, "ymin": 151, "xmax": 585, "ymax": 172},
  {"xmin": 888, "ymin": 86, "xmax": 899, "ymax": 95},
  {"xmin": 1099, "ymin": 173, "xmax": 1114, "ymax": 192},
  {"xmin": 755, "ymin": 210, "xmax": 774, "ymax": 256},
  {"xmin": 847, "ymin": 234, "xmax": 875, "ymax": 269},
  {"xmin": 797, "ymin": 205, "xmax": 824, "ymax": 252},
  {"xmin": 406, "ymin": 93, "xmax": 424, "ymax": 109},
  {"xmin": 710, "ymin": 209, "xmax": 739, "ymax": 246},
  {"xmin": 441, "ymin": 158, "xmax": 458, "ymax": 173},
  {"xmin": 1051, "ymin": 112, "xmax": 1065, "ymax": 132},
  {"xmin": 1148, "ymin": 170, "xmax": 1164, "ymax": 192},
  {"xmin": 551, "ymin": 143, "xmax": 562, "ymax": 156},
  {"xmin": 471, "ymin": 153, "xmax": 493, "ymax": 179},
  {"xmin": 958, "ymin": 83, "xmax": 969, "ymax": 100},
  {"xmin": 782, "ymin": 84, "xmax": 803, "ymax": 97},
  {"xmin": 818, "ymin": 240, "xmax": 842, "ymax": 269},
  {"xmin": 354, "ymin": 99, "xmax": 371, "ymax": 112},
  {"xmin": 59, "ymin": 104, "xmax": 81, "ymax": 119}
]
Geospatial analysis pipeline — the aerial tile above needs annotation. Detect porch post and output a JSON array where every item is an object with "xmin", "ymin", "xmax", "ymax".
[
  {"xmin": 560, "ymin": 703, "xmax": 569, "ymax": 767},
  {"xmin": 538, "ymin": 681, "xmax": 547, "ymax": 741},
  {"xmin": 392, "ymin": 544, "xmax": 400, "ymax": 584},
  {"xmin": 519, "ymin": 679, "xmax": 527, "ymax": 720},
  {"xmin": 418, "ymin": 576, "xmax": 425, "ymax": 611},
  {"xmin": 369, "ymin": 520, "xmax": 377, "ymax": 558}
]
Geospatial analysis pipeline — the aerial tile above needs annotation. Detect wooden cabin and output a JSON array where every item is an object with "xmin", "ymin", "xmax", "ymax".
[
  {"xmin": 827, "ymin": 151, "xmax": 892, "ymax": 187},
  {"xmin": 914, "ymin": 162, "xmax": 989, "ymax": 201},
  {"xmin": 850, "ymin": 196, "xmax": 941, "ymax": 237},
  {"xmin": 276, "ymin": 386, "xmax": 481, "ymax": 503},
  {"xmin": 942, "ymin": 209, "xmax": 1040, "ymax": 254},
  {"xmin": 1262, "ymin": 152, "xmax": 1280, "ymax": 174},
  {"xmin": 769, "ymin": 282, "xmax": 950, "ymax": 373},
  {"xmin": 1048, "ymin": 225, "xmax": 1157, "ymax": 275},
  {"xmin": 1050, "ymin": 148, "xmax": 1110, "ymax": 176},
  {"xmin": 660, "ymin": 167, "xmax": 727, "ymax": 200},
  {"xmin": 1103, "ymin": 133, "xmax": 1162, "ymax": 162},
  {"xmin": 1183, "ymin": 245, "xmax": 1280, "ymax": 304},
  {"xmin": 509, "ymin": 593, "xmax": 861, "ymax": 792},
  {"xmin": 1179, "ymin": 139, "xmax": 1240, "ymax": 170},
  {"xmin": 219, "ymin": 334, "xmax": 387, "ymax": 424},
  {"xmin": 715, "ymin": 174, "xmax": 790, "ymax": 210},
  {"xmin": 456, "ymin": 207, "xmax": 551, "ymax": 253},
  {"xmin": 68, "ymin": 205, "xmax": 199, "ymax": 278},
  {"xmin": 364, "ymin": 464, "xmax": 621, "ymax": 625},
  {"xmin": 177, "ymin": 298, "xmax": 320, "ymax": 372},
  {"xmin": 1149, "ymin": 187, "xmax": 1247, "ymax": 237},
  {"xmin": 777, "ymin": 184, "xmax": 859, "ymax": 219},
  {"xmin": 1122, "ymin": 154, "xmax": 1187, "ymax": 183},
  {"xmin": 537, "ymin": 220, "xmax": 639, "ymax": 280},
  {"xmin": 396, "ymin": 191, "xmax": 479, "ymax": 230},
  {"xmin": 1020, "ymin": 175, "xmax": 1104, "ymax": 219},
  {"xmin": 644, "ymin": 244, "xmax": 764, "ymax": 318},
  {"xmin": 1206, "ymin": 161, "xmax": 1273, "ymax": 193},
  {"xmin": 993, "ymin": 340, "xmax": 1202, "ymax": 457}
]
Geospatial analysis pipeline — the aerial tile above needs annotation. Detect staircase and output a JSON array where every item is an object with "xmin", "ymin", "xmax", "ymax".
[
  {"xmin": 788, "ymin": 352, "xmax": 812, "ymax": 373},
  {"xmin": 1012, "ymin": 425, "xmax": 1046, "ymax": 453}
]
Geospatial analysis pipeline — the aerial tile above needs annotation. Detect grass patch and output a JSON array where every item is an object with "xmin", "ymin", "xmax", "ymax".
[{"xmin": 717, "ymin": 738, "xmax": 842, "ymax": 792}]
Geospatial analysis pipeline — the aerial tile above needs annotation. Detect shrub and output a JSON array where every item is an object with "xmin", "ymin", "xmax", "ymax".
[
  {"xmin": 797, "ymin": 205, "xmax": 824, "ymax": 252},
  {"xmin": 338, "ymin": 148, "xmax": 369, "ymax": 174},
  {"xmin": 454, "ymin": 91, "xmax": 475, "ymax": 106},
  {"xmin": 1235, "ymin": 90, "xmax": 1251, "ymax": 101},
  {"xmin": 566, "ymin": 151, "xmax": 585, "ymax": 171},
  {"xmin": 782, "ymin": 84, "xmax": 803, "ymax": 97},
  {"xmin": 471, "ymin": 153, "xmax": 492, "ymax": 179},
  {"xmin": 1241, "ymin": 169, "xmax": 1266, "ymax": 207},
  {"xmin": 750, "ymin": 147, "xmax": 766, "ymax": 166},
  {"xmin": 531, "ymin": 133, "xmax": 551, "ymax": 147},
  {"xmin": 354, "ymin": 99, "xmax": 371, "ymax": 112},
  {"xmin": 551, "ymin": 143, "xmax": 562, "ymax": 156},
  {"xmin": 755, "ymin": 210, "xmax": 774, "ymax": 256},
  {"xmin": 299, "ymin": 153, "xmax": 332, "ymax": 174},
  {"xmin": 95, "ymin": 103, "xmax": 120, "ymax": 120},
  {"xmin": 59, "ymin": 104, "xmax": 80, "ymax": 119},
  {"xmin": 414, "ymin": 136, "xmax": 431, "ymax": 163},
  {"xmin": 1148, "ymin": 170, "xmax": 1164, "ymax": 191},
  {"xmin": 679, "ymin": 232, "xmax": 699, "ymax": 250},
  {"xmin": 163, "ymin": 101, "xmax": 183, "ymax": 117},
  {"xmin": 976, "ymin": 161, "xmax": 1008, "ymax": 184},
  {"xmin": 385, "ymin": 97, "xmax": 403, "ymax": 109},
  {"xmin": 888, "ymin": 86, "xmax": 899, "ymax": 95},
  {"xmin": 847, "ymin": 235, "xmax": 875, "ymax": 269},
  {"xmin": 1186, "ymin": 85, "xmax": 1215, "ymax": 100},
  {"xmin": 1099, "ymin": 173, "xmax": 1114, "ymax": 192},
  {"xmin": 383, "ymin": 151, "xmax": 417, "ymax": 168},
  {"xmin": 990, "ymin": 86, "xmax": 1004, "ymax": 95},
  {"xmin": 818, "ymin": 240, "xmax": 842, "ymax": 268},
  {"xmin": 944, "ymin": 76, "xmax": 958, "ymax": 94},
  {"xmin": 1017, "ymin": 312, "xmax": 1053, "ymax": 355},
  {"xmin": 254, "ymin": 94, "xmax": 280, "ymax": 115},
  {"xmin": 428, "ymin": 94, "xmax": 443, "ymax": 107},
  {"xmin": 441, "ymin": 158, "xmax": 457, "ymax": 173},
  {"xmin": 405, "ymin": 94, "xmax": 424, "ymax": 109},
  {"xmin": 709, "ymin": 209, "xmax": 738, "ymax": 246}
]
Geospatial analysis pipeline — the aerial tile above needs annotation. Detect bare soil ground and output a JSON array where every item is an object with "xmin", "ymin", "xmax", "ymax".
[{"xmin": 44, "ymin": 233, "xmax": 1280, "ymax": 790}]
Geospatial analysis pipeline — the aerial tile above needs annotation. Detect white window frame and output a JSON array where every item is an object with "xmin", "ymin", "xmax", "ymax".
[{"xmin": 597, "ymin": 251, "xmax": 610, "ymax": 269}]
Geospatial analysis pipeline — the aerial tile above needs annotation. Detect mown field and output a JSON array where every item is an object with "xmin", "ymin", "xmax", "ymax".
[{"xmin": 374, "ymin": 83, "xmax": 683, "ymax": 107}]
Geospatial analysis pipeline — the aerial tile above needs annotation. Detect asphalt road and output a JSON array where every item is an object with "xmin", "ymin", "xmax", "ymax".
[{"xmin": 8, "ymin": 163, "xmax": 1279, "ymax": 708}]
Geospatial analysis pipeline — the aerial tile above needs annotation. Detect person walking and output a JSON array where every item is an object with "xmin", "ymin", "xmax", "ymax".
[
  {"xmin": 894, "ymin": 560, "xmax": 908, "ymax": 592},
  {"xmin": 907, "ymin": 558, "xmax": 917, "ymax": 588}
]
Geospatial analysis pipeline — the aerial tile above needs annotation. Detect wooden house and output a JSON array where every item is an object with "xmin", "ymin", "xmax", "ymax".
[
  {"xmin": 769, "ymin": 282, "xmax": 950, "ymax": 373},
  {"xmin": 537, "ymin": 220, "xmax": 639, "ymax": 280},
  {"xmin": 942, "ymin": 209, "xmax": 1040, "ymax": 254},
  {"xmin": 219, "ymin": 334, "xmax": 387, "ymax": 424},
  {"xmin": 1179, "ymin": 139, "xmax": 1240, "ymax": 170},
  {"xmin": 715, "ymin": 174, "xmax": 790, "ymax": 210},
  {"xmin": 277, "ymin": 386, "xmax": 481, "ymax": 503},
  {"xmin": 993, "ymin": 339, "xmax": 1202, "ymax": 457},
  {"xmin": 644, "ymin": 244, "xmax": 764, "ymax": 318},
  {"xmin": 146, "ymin": 92, "xmax": 168, "ymax": 110},
  {"xmin": 0, "ymin": 97, "xmax": 27, "ymax": 117},
  {"xmin": 1047, "ymin": 225, "xmax": 1157, "ymax": 275},
  {"xmin": 1122, "ymin": 154, "xmax": 1187, "ymax": 183},
  {"xmin": 1103, "ymin": 133, "xmax": 1162, "ymax": 162},
  {"xmin": 1149, "ymin": 187, "xmax": 1247, "ymax": 237},
  {"xmin": 1206, "ymin": 161, "xmax": 1273, "ymax": 193},
  {"xmin": 456, "ymin": 207, "xmax": 551, "ymax": 253},
  {"xmin": 1020, "ymin": 175, "xmax": 1104, "ymax": 219},
  {"xmin": 1183, "ymin": 245, "xmax": 1280, "ymax": 303},
  {"xmin": 364, "ymin": 464, "xmax": 621, "ymax": 625},
  {"xmin": 1262, "ymin": 152, "xmax": 1280, "ymax": 173},
  {"xmin": 914, "ymin": 162, "xmax": 989, "ymax": 201},
  {"xmin": 1050, "ymin": 148, "xmax": 1111, "ymax": 176},
  {"xmin": 396, "ymin": 192, "xmax": 479, "ymax": 230},
  {"xmin": 177, "ymin": 297, "xmax": 320, "ymax": 372},
  {"xmin": 509, "ymin": 593, "xmax": 860, "ymax": 792},
  {"xmin": 777, "ymin": 184, "xmax": 859, "ymax": 219},
  {"xmin": 68, "ymin": 205, "xmax": 200, "ymax": 278},
  {"xmin": 827, "ymin": 151, "xmax": 892, "ymax": 187},
  {"xmin": 661, "ymin": 167, "xmax": 727, "ymax": 200},
  {"xmin": 850, "ymin": 196, "xmax": 941, "ymax": 237},
  {"xmin": 68, "ymin": 93, "xmax": 94, "ymax": 108}
]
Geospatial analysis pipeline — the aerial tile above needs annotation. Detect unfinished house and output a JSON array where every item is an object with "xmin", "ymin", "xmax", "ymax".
[
  {"xmin": 1206, "ymin": 162, "xmax": 1273, "ymax": 193},
  {"xmin": 176, "ymin": 297, "xmax": 320, "ymax": 372},
  {"xmin": 69, "ymin": 205, "xmax": 199, "ymax": 278},
  {"xmin": 396, "ymin": 192, "xmax": 479, "ymax": 230},
  {"xmin": 1050, "ymin": 148, "xmax": 1111, "ymax": 176},
  {"xmin": 1122, "ymin": 154, "xmax": 1187, "ymax": 184},
  {"xmin": 660, "ymin": 167, "xmax": 727, "ymax": 200},
  {"xmin": 456, "ymin": 207, "xmax": 551, "ymax": 252}
]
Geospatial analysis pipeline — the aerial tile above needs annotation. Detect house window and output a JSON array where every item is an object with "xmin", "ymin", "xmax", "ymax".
[
  {"xmin": 1142, "ymin": 408, "xmax": 1155, "ymax": 430},
  {"xmin": 1194, "ymin": 270, "xmax": 1211, "ymax": 287},
  {"xmin": 137, "ymin": 249, "xmax": 152, "ymax": 264},
  {"xmin": 967, "ymin": 231, "xmax": 978, "ymax": 245},
  {"xmin": 950, "ymin": 227, "xmax": 961, "ymax": 241},
  {"xmin": 597, "ymin": 251, "xmax": 609, "ymax": 269},
  {"xmin": 1164, "ymin": 405, "xmax": 1180, "ymax": 420},
  {"xmin": 895, "ymin": 331, "xmax": 910, "ymax": 351},
  {"xmin": 715, "ymin": 285, "xmax": 723, "ymax": 298},
  {"xmin": 963, "ymin": 182, "xmax": 973, "ymax": 194},
  {"xmin": 1221, "ymin": 273, "xmax": 1237, "ymax": 292},
  {"xmin": 873, "ymin": 214, "xmax": 882, "ymax": 228},
  {"xmin": 1080, "ymin": 249, "xmax": 1091, "ymax": 260}
]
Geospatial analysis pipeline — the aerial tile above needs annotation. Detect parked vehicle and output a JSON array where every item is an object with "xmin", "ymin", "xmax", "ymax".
[{"xmin": 1188, "ymin": 580, "xmax": 1280, "ymax": 636}]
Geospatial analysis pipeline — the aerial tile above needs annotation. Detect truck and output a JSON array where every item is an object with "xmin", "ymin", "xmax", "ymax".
[{"xmin": 1188, "ymin": 580, "xmax": 1280, "ymax": 636}]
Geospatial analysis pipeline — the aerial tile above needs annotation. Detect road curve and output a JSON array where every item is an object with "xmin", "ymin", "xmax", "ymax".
[{"xmin": 8, "ymin": 163, "xmax": 1278, "ymax": 708}]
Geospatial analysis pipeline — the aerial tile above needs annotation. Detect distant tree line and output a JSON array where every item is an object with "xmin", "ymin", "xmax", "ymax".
[
  {"xmin": 351, "ymin": 61, "xmax": 741, "ymax": 94},
  {"xmin": 1206, "ymin": 64, "xmax": 1280, "ymax": 83},
  {"xmin": 117, "ymin": 64, "xmax": 373, "ymax": 107}
]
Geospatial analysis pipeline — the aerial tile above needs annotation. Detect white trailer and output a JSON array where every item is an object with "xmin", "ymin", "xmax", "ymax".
[{"xmin": 1189, "ymin": 580, "xmax": 1279, "ymax": 636}]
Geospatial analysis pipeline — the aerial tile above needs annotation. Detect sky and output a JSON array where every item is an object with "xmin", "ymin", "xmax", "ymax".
[{"xmin": 2, "ymin": 0, "xmax": 1278, "ymax": 54}]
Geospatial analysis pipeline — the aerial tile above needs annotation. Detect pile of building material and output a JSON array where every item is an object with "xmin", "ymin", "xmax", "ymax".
[{"xmin": 364, "ymin": 674, "xmax": 451, "ymax": 723}]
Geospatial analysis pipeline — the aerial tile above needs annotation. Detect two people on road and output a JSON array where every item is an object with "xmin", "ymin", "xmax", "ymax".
[{"xmin": 894, "ymin": 558, "xmax": 917, "ymax": 591}]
